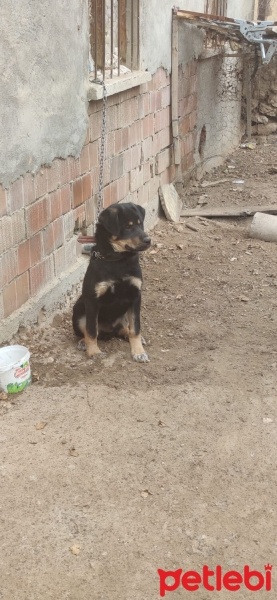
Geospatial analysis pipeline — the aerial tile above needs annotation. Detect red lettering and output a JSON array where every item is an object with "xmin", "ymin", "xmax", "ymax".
[
  {"xmin": 215, "ymin": 565, "xmax": 222, "ymax": 591},
  {"xmin": 181, "ymin": 571, "xmax": 201, "ymax": 591},
  {"xmin": 158, "ymin": 569, "xmax": 182, "ymax": 597},
  {"xmin": 244, "ymin": 566, "xmax": 264, "ymax": 591},
  {"xmin": 223, "ymin": 571, "xmax": 243, "ymax": 591},
  {"xmin": 265, "ymin": 568, "xmax": 272, "ymax": 591},
  {"xmin": 202, "ymin": 565, "xmax": 215, "ymax": 591}
]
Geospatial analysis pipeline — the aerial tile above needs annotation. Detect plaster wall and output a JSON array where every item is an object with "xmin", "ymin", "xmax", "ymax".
[
  {"xmin": 0, "ymin": 0, "xmax": 89, "ymax": 188},
  {"xmin": 140, "ymin": 0, "xmax": 256, "ymax": 75}
]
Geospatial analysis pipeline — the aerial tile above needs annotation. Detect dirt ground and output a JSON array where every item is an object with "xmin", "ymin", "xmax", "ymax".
[{"xmin": 1, "ymin": 142, "xmax": 277, "ymax": 599}]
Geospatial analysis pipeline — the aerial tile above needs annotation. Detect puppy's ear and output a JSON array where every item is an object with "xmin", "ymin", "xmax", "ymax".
[
  {"xmin": 136, "ymin": 205, "xmax": 145, "ymax": 222},
  {"xmin": 98, "ymin": 207, "xmax": 120, "ymax": 236}
]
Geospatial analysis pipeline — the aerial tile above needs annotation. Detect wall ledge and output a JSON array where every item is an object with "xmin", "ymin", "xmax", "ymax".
[{"xmin": 87, "ymin": 71, "xmax": 152, "ymax": 101}]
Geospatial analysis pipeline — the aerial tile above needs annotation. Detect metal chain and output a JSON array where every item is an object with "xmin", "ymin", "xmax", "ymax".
[{"xmin": 96, "ymin": 80, "xmax": 107, "ymax": 223}]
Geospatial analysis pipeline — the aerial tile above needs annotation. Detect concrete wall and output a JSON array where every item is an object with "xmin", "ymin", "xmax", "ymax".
[
  {"xmin": 0, "ymin": 0, "xmax": 89, "ymax": 188},
  {"xmin": 140, "ymin": 0, "xmax": 256, "ymax": 74}
]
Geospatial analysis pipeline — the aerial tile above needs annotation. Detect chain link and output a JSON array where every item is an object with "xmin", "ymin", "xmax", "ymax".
[{"xmin": 96, "ymin": 80, "xmax": 107, "ymax": 224}]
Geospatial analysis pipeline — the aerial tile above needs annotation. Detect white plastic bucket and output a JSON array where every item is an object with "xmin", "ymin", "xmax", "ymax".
[{"xmin": 0, "ymin": 345, "xmax": 31, "ymax": 393}]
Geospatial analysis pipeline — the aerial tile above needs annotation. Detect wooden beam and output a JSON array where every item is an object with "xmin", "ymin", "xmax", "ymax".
[{"xmin": 181, "ymin": 205, "xmax": 277, "ymax": 218}]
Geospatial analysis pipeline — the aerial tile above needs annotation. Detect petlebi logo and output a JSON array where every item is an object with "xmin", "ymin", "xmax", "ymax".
[{"xmin": 158, "ymin": 564, "xmax": 273, "ymax": 596}]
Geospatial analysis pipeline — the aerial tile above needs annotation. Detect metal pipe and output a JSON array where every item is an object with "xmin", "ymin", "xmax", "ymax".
[
  {"xmin": 102, "ymin": 0, "xmax": 106, "ymax": 79},
  {"xmin": 111, "ymin": 0, "xmax": 114, "ymax": 78},
  {"xmin": 118, "ymin": 0, "xmax": 121, "ymax": 75},
  {"xmin": 94, "ymin": 0, "xmax": 97, "ymax": 80}
]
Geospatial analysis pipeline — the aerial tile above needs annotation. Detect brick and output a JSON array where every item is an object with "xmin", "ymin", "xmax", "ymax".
[
  {"xmin": 84, "ymin": 127, "xmax": 90, "ymax": 146},
  {"xmin": 11, "ymin": 209, "xmax": 26, "ymax": 245},
  {"xmin": 67, "ymin": 156, "xmax": 81, "ymax": 182},
  {"xmin": 142, "ymin": 115, "xmax": 154, "ymax": 139},
  {"xmin": 152, "ymin": 68, "xmax": 168, "ymax": 90},
  {"xmin": 29, "ymin": 256, "xmax": 54, "ymax": 296},
  {"xmin": 30, "ymin": 232, "xmax": 43, "ymax": 266},
  {"xmin": 18, "ymin": 239, "xmax": 31, "ymax": 275},
  {"xmin": 34, "ymin": 168, "xmax": 48, "ymax": 199},
  {"xmin": 106, "ymin": 131, "xmax": 115, "ymax": 157},
  {"xmin": 129, "ymin": 121, "xmax": 141, "ymax": 147},
  {"xmin": 110, "ymin": 180, "xmax": 119, "ymax": 204},
  {"xmin": 89, "ymin": 141, "xmax": 99, "ymax": 169},
  {"xmin": 103, "ymin": 185, "xmax": 112, "ymax": 208},
  {"xmin": 43, "ymin": 223, "xmax": 54, "ymax": 256},
  {"xmin": 92, "ymin": 167, "xmax": 100, "ymax": 194},
  {"xmin": 49, "ymin": 189, "xmax": 62, "ymax": 222},
  {"xmin": 123, "ymin": 149, "xmax": 132, "ymax": 174},
  {"xmin": 54, "ymin": 238, "xmax": 77, "ymax": 277},
  {"xmin": 180, "ymin": 115, "xmax": 190, "ymax": 137},
  {"xmin": 82, "ymin": 173, "xmax": 93, "ymax": 202},
  {"xmin": 89, "ymin": 110, "xmax": 102, "ymax": 142},
  {"xmin": 150, "ymin": 90, "xmax": 162, "ymax": 113},
  {"xmin": 0, "ymin": 249, "xmax": 18, "ymax": 289},
  {"xmin": 23, "ymin": 173, "xmax": 36, "ymax": 206},
  {"xmin": 179, "ymin": 93, "xmax": 197, "ymax": 117},
  {"xmin": 103, "ymin": 159, "xmax": 111, "ymax": 187},
  {"xmin": 154, "ymin": 127, "xmax": 172, "ymax": 154},
  {"xmin": 161, "ymin": 85, "xmax": 171, "ymax": 109},
  {"xmin": 110, "ymin": 155, "xmax": 124, "ymax": 182},
  {"xmin": 72, "ymin": 178, "xmax": 83, "ymax": 208},
  {"xmin": 53, "ymin": 216, "xmax": 64, "ymax": 249},
  {"xmin": 63, "ymin": 211, "xmax": 75, "ymax": 241},
  {"xmin": 73, "ymin": 205, "xmax": 86, "ymax": 230},
  {"xmin": 155, "ymin": 107, "xmax": 171, "ymax": 133},
  {"xmin": 143, "ymin": 93, "xmax": 150, "ymax": 116},
  {"xmin": 85, "ymin": 197, "xmax": 96, "ymax": 226},
  {"xmin": 0, "ymin": 185, "xmax": 7, "ymax": 217},
  {"xmin": 122, "ymin": 127, "xmax": 129, "ymax": 151},
  {"xmin": 47, "ymin": 160, "xmax": 61, "ymax": 193},
  {"xmin": 117, "ymin": 173, "xmax": 130, "ymax": 202},
  {"xmin": 155, "ymin": 148, "xmax": 172, "ymax": 175},
  {"xmin": 131, "ymin": 146, "xmax": 142, "ymax": 170},
  {"xmin": 143, "ymin": 161, "xmax": 151, "ymax": 185},
  {"xmin": 26, "ymin": 196, "xmax": 50, "ymax": 237},
  {"xmin": 3, "ymin": 280, "xmax": 17, "ymax": 317},
  {"xmin": 9, "ymin": 178, "xmax": 24, "ymax": 213},
  {"xmin": 114, "ymin": 129, "xmax": 122, "ymax": 155},
  {"xmin": 60, "ymin": 184, "xmax": 71, "ymax": 214},
  {"xmin": 80, "ymin": 145, "xmax": 90, "ymax": 175},
  {"xmin": 130, "ymin": 167, "xmax": 143, "ymax": 193},
  {"xmin": 141, "ymin": 137, "xmax": 153, "ymax": 162},
  {"xmin": 0, "ymin": 293, "xmax": 3, "ymax": 320},
  {"xmin": 16, "ymin": 271, "xmax": 30, "ymax": 310},
  {"xmin": 59, "ymin": 158, "xmax": 69, "ymax": 186},
  {"xmin": 0, "ymin": 216, "xmax": 13, "ymax": 254}
]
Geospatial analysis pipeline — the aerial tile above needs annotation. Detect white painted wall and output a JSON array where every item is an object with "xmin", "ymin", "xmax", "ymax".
[{"xmin": 141, "ymin": 0, "xmax": 256, "ymax": 73}]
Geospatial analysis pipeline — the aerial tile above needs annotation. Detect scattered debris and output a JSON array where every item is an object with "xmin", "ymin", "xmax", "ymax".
[
  {"xmin": 240, "ymin": 142, "xmax": 256, "ymax": 150},
  {"xmin": 200, "ymin": 179, "xmax": 229, "ymax": 188},
  {"xmin": 263, "ymin": 417, "xmax": 274, "ymax": 424},
  {"xmin": 141, "ymin": 489, "xmax": 153, "ymax": 499},
  {"xmin": 232, "ymin": 179, "xmax": 245, "ymax": 185},
  {"xmin": 70, "ymin": 545, "xmax": 81, "ymax": 556},
  {"xmin": 35, "ymin": 421, "xmax": 48, "ymax": 430},
  {"xmin": 69, "ymin": 446, "xmax": 79, "ymax": 457},
  {"xmin": 185, "ymin": 222, "xmax": 199, "ymax": 232},
  {"xmin": 0, "ymin": 391, "xmax": 8, "ymax": 401}
]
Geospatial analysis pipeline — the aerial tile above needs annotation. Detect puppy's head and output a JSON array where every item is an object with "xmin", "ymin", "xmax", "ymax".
[{"xmin": 97, "ymin": 203, "xmax": 151, "ymax": 253}]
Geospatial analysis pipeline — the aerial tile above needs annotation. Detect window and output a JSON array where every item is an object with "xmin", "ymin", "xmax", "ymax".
[
  {"xmin": 89, "ymin": 0, "xmax": 139, "ymax": 81},
  {"xmin": 204, "ymin": 0, "xmax": 227, "ymax": 16}
]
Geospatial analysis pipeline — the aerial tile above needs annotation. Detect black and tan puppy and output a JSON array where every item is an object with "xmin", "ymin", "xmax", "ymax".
[{"xmin": 72, "ymin": 202, "xmax": 151, "ymax": 362}]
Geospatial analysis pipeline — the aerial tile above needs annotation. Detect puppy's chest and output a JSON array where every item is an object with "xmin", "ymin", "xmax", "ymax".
[{"xmin": 95, "ymin": 275, "xmax": 142, "ymax": 300}]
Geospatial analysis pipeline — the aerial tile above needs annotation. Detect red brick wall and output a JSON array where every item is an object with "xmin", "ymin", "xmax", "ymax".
[{"xmin": 0, "ymin": 67, "xmax": 184, "ymax": 322}]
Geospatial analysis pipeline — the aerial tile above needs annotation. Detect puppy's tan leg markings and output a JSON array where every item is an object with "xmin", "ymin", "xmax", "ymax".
[
  {"xmin": 84, "ymin": 329, "xmax": 102, "ymax": 357},
  {"xmin": 123, "ymin": 276, "xmax": 142, "ymax": 290},
  {"xmin": 128, "ymin": 309, "xmax": 149, "ymax": 363}
]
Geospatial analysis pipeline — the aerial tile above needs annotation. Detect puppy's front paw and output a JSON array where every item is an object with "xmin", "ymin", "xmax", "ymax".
[
  {"xmin": 132, "ymin": 352, "xmax": 150, "ymax": 363},
  {"xmin": 77, "ymin": 339, "xmax": 86, "ymax": 351}
]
